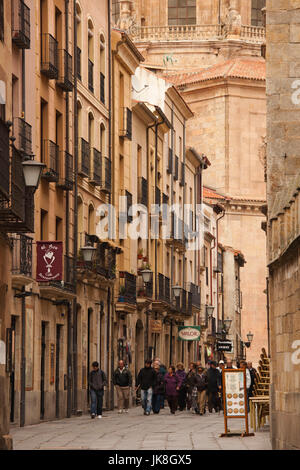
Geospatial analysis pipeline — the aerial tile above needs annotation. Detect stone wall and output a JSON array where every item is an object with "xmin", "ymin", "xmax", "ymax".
[{"xmin": 266, "ymin": 0, "xmax": 300, "ymax": 450}]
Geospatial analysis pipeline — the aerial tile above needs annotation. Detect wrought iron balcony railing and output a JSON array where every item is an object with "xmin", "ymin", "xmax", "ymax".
[
  {"xmin": 11, "ymin": 234, "xmax": 33, "ymax": 277},
  {"xmin": 76, "ymin": 46, "xmax": 81, "ymax": 80},
  {"xmin": 12, "ymin": 0, "xmax": 30, "ymax": 49},
  {"xmin": 57, "ymin": 151, "xmax": 74, "ymax": 190},
  {"xmin": 138, "ymin": 177, "xmax": 148, "ymax": 207},
  {"xmin": 78, "ymin": 138, "xmax": 90, "ymax": 178},
  {"xmin": 174, "ymin": 155, "xmax": 179, "ymax": 181},
  {"xmin": 13, "ymin": 118, "xmax": 32, "ymax": 156},
  {"xmin": 158, "ymin": 274, "xmax": 171, "ymax": 303},
  {"xmin": 88, "ymin": 59, "xmax": 94, "ymax": 93},
  {"xmin": 89, "ymin": 148, "xmax": 102, "ymax": 186},
  {"xmin": 77, "ymin": 239, "xmax": 117, "ymax": 280},
  {"xmin": 119, "ymin": 271, "xmax": 137, "ymax": 304},
  {"xmin": 101, "ymin": 157, "xmax": 111, "ymax": 193},
  {"xmin": 180, "ymin": 161, "xmax": 185, "ymax": 186},
  {"xmin": 50, "ymin": 255, "xmax": 75, "ymax": 293},
  {"xmin": 0, "ymin": 147, "xmax": 34, "ymax": 233},
  {"xmin": 189, "ymin": 282, "xmax": 201, "ymax": 308},
  {"xmin": 120, "ymin": 107, "xmax": 132, "ymax": 140},
  {"xmin": 57, "ymin": 49, "xmax": 73, "ymax": 92},
  {"xmin": 42, "ymin": 140, "xmax": 59, "ymax": 182},
  {"xmin": 100, "ymin": 72, "xmax": 105, "ymax": 104},
  {"xmin": 41, "ymin": 33, "xmax": 59, "ymax": 79},
  {"xmin": 0, "ymin": 120, "xmax": 10, "ymax": 202},
  {"xmin": 167, "ymin": 148, "xmax": 172, "ymax": 174}
]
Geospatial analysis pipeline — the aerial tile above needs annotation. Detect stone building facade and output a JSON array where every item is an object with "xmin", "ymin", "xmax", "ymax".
[
  {"xmin": 120, "ymin": 0, "xmax": 268, "ymax": 364},
  {"xmin": 266, "ymin": 0, "xmax": 300, "ymax": 451}
]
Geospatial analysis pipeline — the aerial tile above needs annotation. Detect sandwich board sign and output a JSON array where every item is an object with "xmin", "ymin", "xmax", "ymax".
[{"xmin": 221, "ymin": 368, "xmax": 254, "ymax": 437}]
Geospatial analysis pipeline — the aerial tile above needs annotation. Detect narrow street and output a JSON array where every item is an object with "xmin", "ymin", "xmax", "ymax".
[{"xmin": 11, "ymin": 407, "xmax": 271, "ymax": 451}]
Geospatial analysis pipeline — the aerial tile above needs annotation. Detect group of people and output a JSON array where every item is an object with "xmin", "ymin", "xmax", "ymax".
[{"xmin": 88, "ymin": 358, "xmax": 257, "ymax": 419}]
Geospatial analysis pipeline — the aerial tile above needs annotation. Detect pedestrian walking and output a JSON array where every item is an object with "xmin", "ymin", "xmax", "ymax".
[
  {"xmin": 89, "ymin": 361, "xmax": 107, "ymax": 419},
  {"xmin": 247, "ymin": 361, "xmax": 257, "ymax": 398},
  {"xmin": 176, "ymin": 362, "xmax": 187, "ymax": 411},
  {"xmin": 113, "ymin": 360, "xmax": 132, "ymax": 414},
  {"xmin": 152, "ymin": 361, "xmax": 165, "ymax": 414},
  {"xmin": 136, "ymin": 360, "xmax": 157, "ymax": 416},
  {"xmin": 225, "ymin": 359, "xmax": 237, "ymax": 369},
  {"xmin": 241, "ymin": 361, "xmax": 251, "ymax": 412},
  {"xmin": 185, "ymin": 362, "xmax": 197, "ymax": 412},
  {"xmin": 206, "ymin": 361, "xmax": 222, "ymax": 413},
  {"xmin": 164, "ymin": 366, "xmax": 180, "ymax": 414},
  {"xmin": 154, "ymin": 357, "xmax": 167, "ymax": 409},
  {"xmin": 196, "ymin": 366, "xmax": 208, "ymax": 415}
]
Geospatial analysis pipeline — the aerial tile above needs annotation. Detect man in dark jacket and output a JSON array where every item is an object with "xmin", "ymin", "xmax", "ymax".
[
  {"xmin": 89, "ymin": 361, "xmax": 107, "ymax": 419},
  {"xmin": 136, "ymin": 360, "xmax": 157, "ymax": 415},
  {"xmin": 206, "ymin": 361, "xmax": 221, "ymax": 413},
  {"xmin": 113, "ymin": 360, "xmax": 132, "ymax": 414}
]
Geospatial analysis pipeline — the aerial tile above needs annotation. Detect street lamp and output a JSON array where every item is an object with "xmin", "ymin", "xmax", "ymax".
[
  {"xmin": 223, "ymin": 318, "xmax": 232, "ymax": 334},
  {"xmin": 172, "ymin": 285, "xmax": 182, "ymax": 298},
  {"xmin": 22, "ymin": 156, "xmax": 45, "ymax": 191},
  {"xmin": 81, "ymin": 242, "xmax": 96, "ymax": 262},
  {"xmin": 141, "ymin": 269, "xmax": 153, "ymax": 284},
  {"xmin": 246, "ymin": 331, "xmax": 254, "ymax": 344},
  {"xmin": 206, "ymin": 305, "xmax": 215, "ymax": 318}
]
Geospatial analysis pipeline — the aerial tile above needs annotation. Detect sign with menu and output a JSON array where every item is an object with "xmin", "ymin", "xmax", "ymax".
[{"xmin": 221, "ymin": 369, "xmax": 253, "ymax": 437}]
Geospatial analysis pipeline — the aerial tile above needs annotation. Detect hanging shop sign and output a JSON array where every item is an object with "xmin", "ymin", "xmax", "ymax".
[
  {"xmin": 217, "ymin": 340, "xmax": 233, "ymax": 352},
  {"xmin": 178, "ymin": 326, "xmax": 201, "ymax": 341},
  {"xmin": 36, "ymin": 241, "xmax": 63, "ymax": 282},
  {"xmin": 150, "ymin": 319, "xmax": 162, "ymax": 333},
  {"xmin": 221, "ymin": 368, "xmax": 254, "ymax": 438}
]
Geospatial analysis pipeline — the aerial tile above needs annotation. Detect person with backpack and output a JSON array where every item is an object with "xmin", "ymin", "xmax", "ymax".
[
  {"xmin": 136, "ymin": 360, "xmax": 157, "ymax": 415},
  {"xmin": 196, "ymin": 366, "xmax": 208, "ymax": 415},
  {"xmin": 89, "ymin": 361, "xmax": 107, "ymax": 419},
  {"xmin": 113, "ymin": 360, "xmax": 132, "ymax": 414}
]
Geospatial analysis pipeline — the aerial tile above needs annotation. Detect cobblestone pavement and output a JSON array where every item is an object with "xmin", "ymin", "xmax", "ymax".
[{"xmin": 10, "ymin": 406, "xmax": 271, "ymax": 450}]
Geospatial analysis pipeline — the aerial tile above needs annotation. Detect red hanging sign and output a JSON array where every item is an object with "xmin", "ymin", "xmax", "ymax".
[{"xmin": 36, "ymin": 241, "xmax": 63, "ymax": 282}]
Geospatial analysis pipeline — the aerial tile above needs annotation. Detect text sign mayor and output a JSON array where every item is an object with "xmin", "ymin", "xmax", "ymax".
[
  {"xmin": 178, "ymin": 326, "xmax": 201, "ymax": 341},
  {"xmin": 217, "ymin": 341, "xmax": 233, "ymax": 352}
]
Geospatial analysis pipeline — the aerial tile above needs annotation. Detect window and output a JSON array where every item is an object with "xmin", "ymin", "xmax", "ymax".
[
  {"xmin": 40, "ymin": 209, "xmax": 48, "ymax": 240},
  {"xmin": 112, "ymin": 0, "xmax": 120, "ymax": 25},
  {"xmin": 168, "ymin": 0, "xmax": 196, "ymax": 26},
  {"xmin": 56, "ymin": 217, "xmax": 63, "ymax": 240},
  {"xmin": 0, "ymin": 0, "xmax": 4, "ymax": 42},
  {"xmin": 251, "ymin": 0, "xmax": 266, "ymax": 26},
  {"xmin": 76, "ymin": 3, "xmax": 82, "ymax": 80},
  {"xmin": 100, "ymin": 34, "xmax": 105, "ymax": 104}
]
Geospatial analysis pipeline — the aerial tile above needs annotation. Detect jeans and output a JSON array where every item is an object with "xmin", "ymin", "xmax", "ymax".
[
  {"xmin": 90, "ymin": 389, "xmax": 104, "ymax": 416},
  {"xmin": 141, "ymin": 388, "xmax": 153, "ymax": 413},
  {"xmin": 152, "ymin": 394, "xmax": 162, "ymax": 413}
]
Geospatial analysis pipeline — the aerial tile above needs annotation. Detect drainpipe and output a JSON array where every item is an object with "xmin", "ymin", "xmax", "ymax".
[
  {"xmin": 73, "ymin": 0, "xmax": 78, "ymax": 413},
  {"xmin": 216, "ymin": 209, "xmax": 225, "ymax": 326},
  {"xmin": 20, "ymin": 287, "xmax": 26, "ymax": 427}
]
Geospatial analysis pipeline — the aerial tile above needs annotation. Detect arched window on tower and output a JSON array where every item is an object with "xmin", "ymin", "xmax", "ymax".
[
  {"xmin": 251, "ymin": 0, "xmax": 266, "ymax": 27},
  {"xmin": 168, "ymin": 0, "xmax": 196, "ymax": 26}
]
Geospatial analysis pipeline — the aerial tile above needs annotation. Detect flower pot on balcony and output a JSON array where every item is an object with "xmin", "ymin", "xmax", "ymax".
[
  {"xmin": 138, "ymin": 254, "xmax": 143, "ymax": 260},
  {"xmin": 143, "ymin": 257, "xmax": 148, "ymax": 262}
]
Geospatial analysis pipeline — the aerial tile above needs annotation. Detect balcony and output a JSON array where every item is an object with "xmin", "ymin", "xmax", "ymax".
[
  {"xmin": 155, "ymin": 186, "xmax": 161, "ymax": 206},
  {"xmin": 40, "ymin": 255, "xmax": 76, "ymax": 300},
  {"xmin": 156, "ymin": 273, "xmax": 171, "ymax": 305},
  {"xmin": 0, "ymin": 120, "xmax": 10, "ymax": 202},
  {"xmin": 132, "ymin": 24, "xmax": 265, "ymax": 44},
  {"xmin": 189, "ymin": 282, "xmax": 201, "ymax": 308},
  {"xmin": 174, "ymin": 155, "xmax": 179, "ymax": 181},
  {"xmin": 11, "ymin": 235, "xmax": 33, "ymax": 288},
  {"xmin": 101, "ymin": 157, "xmax": 111, "ymax": 194},
  {"xmin": 41, "ymin": 33, "xmax": 58, "ymax": 79},
  {"xmin": 167, "ymin": 148, "xmax": 172, "ymax": 174},
  {"xmin": 12, "ymin": 0, "xmax": 31, "ymax": 49},
  {"xmin": 89, "ymin": 148, "xmax": 102, "ymax": 186},
  {"xmin": 57, "ymin": 151, "xmax": 74, "ymax": 190},
  {"xmin": 120, "ymin": 107, "xmax": 132, "ymax": 140},
  {"xmin": 57, "ymin": 49, "xmax": 73, "ymax": 92},
  {"xmin": 77, "ymin": 239, "xmax": 117, "ymax": 282},
  {"xmin": 76, "ymin": 47, "xmax": 81, "ymax": 80},
  {"xmin": 116, "ymin": 271, "xmax": 137, "ymax": 314},
  {"xmin": 88, "ymin": 59, "xmax": 94, "ymax": 93},
  {"xmin": 179, "ymin": 161, "xmax": 185, "ymax": 187},
  {"xmin": 137, "ymin": 177, "xmax": 148, "ymax": 207},
  {"xmin": 0, "ymin": 147, "xmax": 34, "ymax": 233},
  {"xmin": 78, "ymin": 138, "xmax": 90, "ymax": 178},
  {"xmin": 13, "ymin": 118, "xmax": 32, "ymax": 156},
  {"xmin": 42, "ymin": 140, "xmax": 59, "ymax": 182},
  {"xmin": 100, "ymin": 72, "xmax": 105, "ymax": 104}
]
